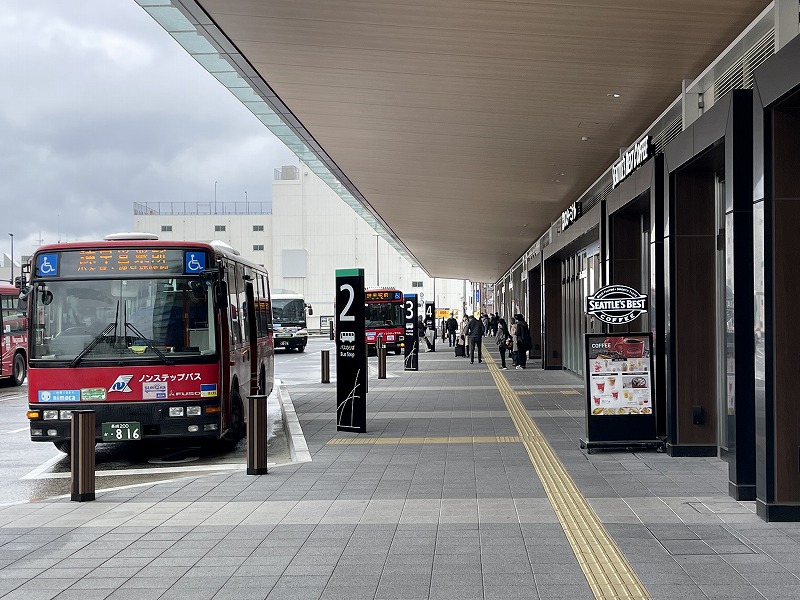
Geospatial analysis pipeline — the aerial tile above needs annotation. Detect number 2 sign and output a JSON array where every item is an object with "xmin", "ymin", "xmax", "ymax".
[{"xmin": 335, "ymin": 268, "xmax": 366, "ymax": 432}]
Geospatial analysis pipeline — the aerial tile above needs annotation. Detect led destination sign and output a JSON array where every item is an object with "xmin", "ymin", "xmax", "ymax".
[
  {"xmin": 365, "ymin": 290, "xmax": 402, "ymax": 301},
  {"xmin": 586, "ymin": 285, "xmax": 648, "ymax": 324},
  {"xmin": 53, "ymin": 249, "xmax": 195, "ymax": 277}
]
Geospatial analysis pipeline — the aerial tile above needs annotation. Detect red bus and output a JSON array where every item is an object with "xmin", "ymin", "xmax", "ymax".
[
  {"xmin": 24, "ymin": 234, "xmax": 274, "ymax": 453},
  {"xmin": 1, "ymin": 282, "xmax": 28, "ymax": 386},
  {"xmin": 365, "ymin": 287, "xmax": 405, "ymax": 354}
]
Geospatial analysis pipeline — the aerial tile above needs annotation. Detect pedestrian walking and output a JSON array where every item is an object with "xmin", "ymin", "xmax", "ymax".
[
  {"xmin": 418, "ymin": 315, "xmax": 433, "ymax": 351},
  {"xmin": 467, "ymin": 315, "xmax": 485, "ymax": 363},
  {"xmin": 446, "ymin": 314, "xmax": 459, "ymax": 347},
  {"xmin": 495, "ymin": 318, "xmax": 509, "ymax": 369}
]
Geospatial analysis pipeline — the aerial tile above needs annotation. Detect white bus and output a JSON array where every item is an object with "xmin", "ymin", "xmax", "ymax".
[{"xmin": 271, "ymin": 290, "xmax": 312, "ymax": 352}]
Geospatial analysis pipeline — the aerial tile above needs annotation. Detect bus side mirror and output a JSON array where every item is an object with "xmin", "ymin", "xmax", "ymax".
[{"xmin": 306, "ymin": 303, "xmax": 313, "ymax": 316}]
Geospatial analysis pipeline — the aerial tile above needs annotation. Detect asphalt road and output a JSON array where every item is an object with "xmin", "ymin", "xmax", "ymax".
[{"xmin": 0, "ymin": 336, "xmax": 339, "ymax": 506}]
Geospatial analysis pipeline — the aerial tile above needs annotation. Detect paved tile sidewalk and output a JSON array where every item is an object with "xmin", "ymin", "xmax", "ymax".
[{"xmin": 2, "ymin": 342, "xmax": 800, "ymax": 600}]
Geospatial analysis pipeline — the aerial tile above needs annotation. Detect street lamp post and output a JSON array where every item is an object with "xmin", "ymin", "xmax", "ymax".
[
  {"xmin": 8, "ymin": 233, "xmax": 13, "ymax": 285},
  {"xmin": 214, "ymin": 181, "xmax": 218, "ymax": 215},
  {"xmin": 245, "ymin": 191, "xmax": 248, "ymax": 214}
]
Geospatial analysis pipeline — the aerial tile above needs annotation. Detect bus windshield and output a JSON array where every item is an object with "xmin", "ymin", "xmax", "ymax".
[
  {"xmin": 30, "ymin": 277, "xmax": 215, "ymax": 361},
  {"xmin": 272, "ymin": 298, "xmax": 306, "ymax": 326},
  {"xmin": 365, "ymin": 302, "xmax": 404, "ymax": 328}
]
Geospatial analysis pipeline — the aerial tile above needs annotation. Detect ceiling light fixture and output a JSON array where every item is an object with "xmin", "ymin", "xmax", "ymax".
[
  {"xmin": 607, "ymin": 93, "xmax": 621, "ymax": 98},
  {"xmin": 581, "ymin": 136, "xmax": 590, "ymax": 141}
]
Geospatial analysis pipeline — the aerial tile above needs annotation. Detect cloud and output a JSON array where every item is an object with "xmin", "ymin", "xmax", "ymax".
[{"xmin": 0, "ymin": 0, "xmax": 297, "ymax": 259}]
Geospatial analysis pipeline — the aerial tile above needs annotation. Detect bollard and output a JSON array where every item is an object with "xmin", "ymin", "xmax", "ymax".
[
  {"xmin": 321, "ymin": 349, "xmax": 330, "ymax": 384},
  {"xmin": 378, "ymin": 346, "xmax": 387, "ymax": 379},
  {"xmin": 329, "ymin": 321, "xmax": 334, "ymax": 340},
  {"xmin": 247, "ymin": 394, "xmax": 269, "ymax": 475},
  {"xmin": 70, "ymin": 410, "xmax": 96, "ymax": 502}
]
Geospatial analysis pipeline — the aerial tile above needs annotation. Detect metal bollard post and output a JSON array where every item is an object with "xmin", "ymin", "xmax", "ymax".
[
  {"xmin": 329, "ymin": 321, "xmax": 334, "ymax": 340},
  {"xmin": 321, "ymin": 350, "xmax": 330, "ymax": 384},
  {"xmin": 247, "ymin": 394, "xmax": 269, "ymax": 475},
  {"xmin": 376, "ymin": 334, "xmax": 386, "ymax": 379},
  {"xmin": 70, "ymin": 410, "xmax": 96, "ymax": 502},
  {"xmin": 378, "ymin": 346, "xmax": 387, "ymax": 379}
]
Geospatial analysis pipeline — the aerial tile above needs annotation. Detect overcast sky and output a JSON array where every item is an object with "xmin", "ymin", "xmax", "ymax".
[{"xmin": 0, "ymin": 0, "xmax": 297, "ymax": 261}]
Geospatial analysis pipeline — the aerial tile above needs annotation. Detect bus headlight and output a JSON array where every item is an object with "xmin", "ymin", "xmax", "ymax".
[
  {"xmin": 59, "ymin": 411, "xmax": 73, "ymax": 420},
  {"xmin": 43, "ymin": 410, "xmax": 59, "ymax": 420},
  {"xmin": 296, "ymin": 328, "xmax": 308, "ymax": 337},
  {"xmin": 186, "ymin": 406, "xmax": 202, "ymax": 417},
  {"xmin": 169, "ymin": 407, "xmax": 185, "ymax": 417}
]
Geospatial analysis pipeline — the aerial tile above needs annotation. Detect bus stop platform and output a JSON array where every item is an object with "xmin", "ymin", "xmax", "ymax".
[{"xmin": 1, "ymin": 343, "xmax": 798, "ymax": 600}]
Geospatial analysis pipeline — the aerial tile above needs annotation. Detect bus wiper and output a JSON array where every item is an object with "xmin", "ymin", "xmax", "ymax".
[
  {"xmin": 125, "ymin": 322, "xmax": 173, "ymax": 365},
  {"xmin": 70, "ymin": 322, "xmax": 117, "ymax": 368}
]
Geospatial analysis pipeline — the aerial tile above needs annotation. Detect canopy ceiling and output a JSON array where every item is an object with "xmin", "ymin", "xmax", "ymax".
[{"xmin": 188, "ymin": 0, "xmax": 768, "ymax": 282}]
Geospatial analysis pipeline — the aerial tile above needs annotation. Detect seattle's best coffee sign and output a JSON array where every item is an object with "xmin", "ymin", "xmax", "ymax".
[{"xmin": 587, "ymin": 285, "xmax": 648, "ymax": 324}]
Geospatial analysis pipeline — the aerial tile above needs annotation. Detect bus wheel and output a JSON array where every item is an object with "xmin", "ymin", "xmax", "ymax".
[
  {"xmin": 297, "ymin": 346, "xmax": 305, "ymax": 353},
  {"xmin": 222, "ymin": 388, "xmax": 245, "ymax": 444},
  {"xmin": 54, "ymin": 441, "xmax": 71, "ymax": 454},
  {"xmin": 12, "ymin": 353, "xmax": 26, "ymax": 386}
]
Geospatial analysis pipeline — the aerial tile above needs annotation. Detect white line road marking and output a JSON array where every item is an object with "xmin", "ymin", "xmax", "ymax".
[
  {"xmin": 20, "ymin": 454, "xmax": 66, "ymax": 480},
  {"xmin": 0, "ymin": 394, "xmax": 26, "ymax": 402},
  {"xmin": 2, "ymin": 427, "xmax": 28, "ymax": 434}
]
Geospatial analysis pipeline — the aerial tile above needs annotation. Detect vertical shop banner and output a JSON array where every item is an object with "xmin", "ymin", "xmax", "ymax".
[
  {"xmin": 335, "ymin": 268, "xmax": 367, "ymax": 433},
  {"xmin": 424, "ymin": 301, "xmax": 436, "ymax": 352},
  {"xmin": 582, "ymin": 333, "xmax": 658, "ymax": 448},
  {"xmin": 404, "ymin": 294, "xmax": 419, "ymax": 371}
]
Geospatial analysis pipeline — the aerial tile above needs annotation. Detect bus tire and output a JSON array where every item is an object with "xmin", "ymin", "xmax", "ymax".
[
  {"xmin": 222, "ymin": 388, "xmax": 245, "ymax": 444},
  {"xmin": 54, "ymin": 441, "xmax": 71, "ymax": 454},
  {"xmin": 12, "ymin": 353, "xmax": 27, "ymax": 386},
  {"xmin": 297, "ymin": 345, "xmax": 305, "ymax": 353}
]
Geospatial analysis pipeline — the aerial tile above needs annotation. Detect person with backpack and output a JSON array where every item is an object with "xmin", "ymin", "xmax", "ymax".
[
  {"xmin": 495, "ymin": 318, "xmax": 510, "ymax": 369},
  {"xmin": 513, "ymin": 314, "xmax": 530, "ymax": 369}
]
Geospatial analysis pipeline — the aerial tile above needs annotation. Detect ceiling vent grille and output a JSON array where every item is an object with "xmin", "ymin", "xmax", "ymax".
[
  {"xmin": 652, "ymin": 116, "xmax": 683, "ymax": 155},
  {"xmin": 713, "ymin": 28, "xmax": 775, "ymax": 102}
]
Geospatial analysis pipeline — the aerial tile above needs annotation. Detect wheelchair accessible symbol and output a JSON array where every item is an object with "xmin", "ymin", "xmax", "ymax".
[
  {"xmin": 184, "ymin": 252, "xmax": 205, "ymax": 274},
  {"xmin": 37, "ymin": 254, "xmax": 58, "ymax": 277}
]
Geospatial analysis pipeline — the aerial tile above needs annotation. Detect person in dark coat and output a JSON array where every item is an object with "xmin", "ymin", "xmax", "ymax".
[
  {"xmin": 495, "ymin": 318, "xmax": 510, "ymax": 369},
  {"xmin": 466, "ymin": 315, "xmax": 485, "ymax": 364},
  {"xmin": 513, "ymin": 314, "xmax": 530, "ymax": 369},
  {"xmin": 446, "ymin": 314, "xmax": 459, "ymax": 347}
]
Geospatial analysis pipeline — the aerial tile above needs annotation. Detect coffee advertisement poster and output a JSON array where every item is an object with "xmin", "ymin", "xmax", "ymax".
[{"xmin": 587, "ymin": 334, "xmax": 652, "ymax": 416}]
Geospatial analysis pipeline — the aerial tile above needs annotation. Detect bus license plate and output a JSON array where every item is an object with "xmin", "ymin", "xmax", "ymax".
[
  {"xmin": 101, "ymin": 422, "xmax": 142, "ymax": 441},
  {"xmin": 277, "ymin": 340, "xmax": 288, "ymax": 346}
]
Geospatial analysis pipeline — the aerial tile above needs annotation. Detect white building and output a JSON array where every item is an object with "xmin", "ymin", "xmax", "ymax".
[{"xmin": 134, "ymin": 164, "xmax": 474, "ymax": 331}]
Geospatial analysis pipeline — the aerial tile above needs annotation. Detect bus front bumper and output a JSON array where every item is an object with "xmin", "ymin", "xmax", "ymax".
[{"xmin": 28, "ymin": 401, "xmax": 223, "ymax": 443}]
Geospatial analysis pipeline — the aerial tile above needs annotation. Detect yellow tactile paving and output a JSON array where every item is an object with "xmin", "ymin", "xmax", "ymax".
[
  {"xmin": 328, "ymin": 435, "xmax": 521, "ymax": 445},
  {"xmin": 483, "ymin": 346, "xmax": 651, "ymax": 600}
]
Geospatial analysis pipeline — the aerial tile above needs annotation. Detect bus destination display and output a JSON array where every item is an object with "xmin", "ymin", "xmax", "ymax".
[
  {"xmin": 58, "ymin": 249, "xmax": 190, "ymax": 277},
  {"xmin": 366, "ymin": 290, "xmax": 402, "ymax": 301}
]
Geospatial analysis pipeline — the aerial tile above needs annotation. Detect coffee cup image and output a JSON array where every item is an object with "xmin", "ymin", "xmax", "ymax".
[{"xmin": 622, "ymin": 338, "xmax": 644, "ymax": 358}]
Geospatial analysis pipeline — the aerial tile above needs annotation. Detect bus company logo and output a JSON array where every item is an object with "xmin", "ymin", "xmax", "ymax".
[
  {"xmin": 586, "ymin": 285, "xmax": 648, "ymax": 325},
  {"xmin": 108, "ymin": 375, "xmax": 134, "ymax": 393}
]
